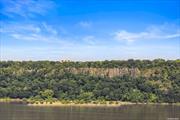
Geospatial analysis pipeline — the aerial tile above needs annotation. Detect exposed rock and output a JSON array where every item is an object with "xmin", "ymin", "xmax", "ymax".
[{"xmin": 64, "ymin": 67, "xmax": 142, "ymax": 78}]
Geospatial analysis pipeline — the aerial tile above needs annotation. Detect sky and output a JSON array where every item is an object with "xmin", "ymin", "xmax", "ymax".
[{"xmin": 0, "ymin": 0, "xmax": 180, "ymax": 61}]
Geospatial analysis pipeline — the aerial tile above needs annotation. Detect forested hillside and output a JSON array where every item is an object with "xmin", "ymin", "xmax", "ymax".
[{"xmin": 0, "ymin": 59, "xmax": 180, "ymax": 103}]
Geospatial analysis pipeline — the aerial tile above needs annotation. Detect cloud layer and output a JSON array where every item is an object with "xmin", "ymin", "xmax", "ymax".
[
  {"xmin": 0, "ymin": 0, "xmax": 55, "ymax": 18},
  {"xmin": 114, "ymin": 24, "xmax": 180, "ymax": 43}
]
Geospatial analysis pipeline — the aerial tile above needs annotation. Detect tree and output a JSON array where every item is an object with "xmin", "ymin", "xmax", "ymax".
[
  {"xmin": 40, "ymin": 89, "xmax": 54, "ymax": 100},
  {"xmin": 123, "ymin": 89, "xmax": 144, "ymax": 102}
]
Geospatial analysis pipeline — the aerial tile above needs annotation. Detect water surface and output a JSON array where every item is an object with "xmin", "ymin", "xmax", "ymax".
[{"xmin": 0, "ymin": 103, "xmax": 179, "ymax": 120}]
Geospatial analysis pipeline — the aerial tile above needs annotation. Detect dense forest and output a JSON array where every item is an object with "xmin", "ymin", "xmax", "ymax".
[{"xmin": 0, "ymin": 59, "xmax": 180, "ymax": 103}]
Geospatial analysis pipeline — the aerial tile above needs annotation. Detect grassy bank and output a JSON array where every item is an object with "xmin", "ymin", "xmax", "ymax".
[{"xmin": 0, "ymin": 98, "xmax": 180, "ymax": 107}]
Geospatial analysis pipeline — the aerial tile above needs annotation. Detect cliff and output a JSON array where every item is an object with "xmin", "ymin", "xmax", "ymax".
[{"xmin": 64, "ymin": 67, "xmax": 160, "ymax": 78}]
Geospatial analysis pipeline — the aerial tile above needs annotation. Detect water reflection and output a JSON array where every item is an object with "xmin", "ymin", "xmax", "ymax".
[{"xmin": 0, "ymin": 103, "xmax": 179, "ymax": 120}]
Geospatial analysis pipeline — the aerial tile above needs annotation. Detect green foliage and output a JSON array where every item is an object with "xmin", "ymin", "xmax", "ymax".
[
  {"xmin": 40, "ymin": 89, "xmax": 54, "ymax": 100},
  {"xmin": 123, "ymin": 89, "xmax": 144, "ymax": 102},
  {"xmin": 147, "ymin": 93, "xmax": 158, "ymax": 102},
  {"xmin": 0, "ymin": 60, "xmax": 179, "ymax": 103},
  {"xmin": 78, "ymin": 92, "xmax": 94, "ymax": 102}
]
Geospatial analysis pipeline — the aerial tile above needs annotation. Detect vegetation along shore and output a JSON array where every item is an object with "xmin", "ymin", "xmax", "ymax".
[
  {"xmin": 1, "ymin": 98, "xmax": 180, "ymax": 107},
  {"xmin": 0, "ymin": 59, "xmax": 179, "ymax": 105}
]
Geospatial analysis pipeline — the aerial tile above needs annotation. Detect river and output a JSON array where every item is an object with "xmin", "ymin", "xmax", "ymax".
[{"xmin": 0, "ymin": 103, "xmax": 179, "ymax": 120}]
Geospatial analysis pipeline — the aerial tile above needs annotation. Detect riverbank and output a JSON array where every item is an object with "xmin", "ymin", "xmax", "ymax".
[
  {"xmin": 26, "ymin": 102, "xmax": 180, "ymax": 107},
  {"xmin": 0, "ymin": 98, "xmax": 180, "ymax": 107},
  {"xmin": 27, "ymin": 101, "xmax": 135, "ymax": 107}
]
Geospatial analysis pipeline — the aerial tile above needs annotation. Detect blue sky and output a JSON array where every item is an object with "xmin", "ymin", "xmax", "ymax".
[{"xmin": 0, "ymin": 0, "xmax": 180, "ymax": 61}]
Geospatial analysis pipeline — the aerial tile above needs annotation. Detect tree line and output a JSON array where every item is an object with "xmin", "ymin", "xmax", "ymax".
[{"xmin": 0, "ymin": 59, "xmax": 179, "ymax": 103}]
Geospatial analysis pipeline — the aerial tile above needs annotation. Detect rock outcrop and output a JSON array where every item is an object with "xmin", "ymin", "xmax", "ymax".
[{"xmin": 64, "ymin": 67, "xmax": 142, "ymax": 78}]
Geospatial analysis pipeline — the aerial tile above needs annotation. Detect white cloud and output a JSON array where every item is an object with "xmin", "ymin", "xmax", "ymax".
[
  {"xmin": 114, "ymin": 24, "xmax": 180, "ymax": 43},
  {"xmin": 1, "ymin": 22, "xmax": 58, "ymax": 40},
  {"xmin": 42, "ymin": 22, "xmax": 57, "ymax": 35},
  {"xmin": 0, "ymin": 0, "xmax": 55, "ymax": 18},
  {"xmin": 0, "ymin": 23, "xmax": 41, "ymax": 33},
  {"xmin": 10, "ymin": 32, "xmax": 74, "ymax": 46},
  {"xmin": 79, "ymin": 21, "xmax": 92, "ymax": 28},
  {"xmin": 0, "ymin": 22, "xmax": 75, "ymax": 47},
  {"xmin": 11, "ymin": 33, "xmax": 50, "ymax": 42},
  {"xmin": 1, "ymin": 21, "xmax": 179, "ymax": 61}
]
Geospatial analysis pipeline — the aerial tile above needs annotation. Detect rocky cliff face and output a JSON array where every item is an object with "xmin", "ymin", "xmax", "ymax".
[
  {"xmin": 64, "ymin": 67, "xmax": 144, "ymax": 78},
  {"xmin": 63, "ymin": 67, "xmax": 162, "ymax": 78},
  {"xmin": 19, "ymin": 67, "xmax": 160, "ymax": 78}
]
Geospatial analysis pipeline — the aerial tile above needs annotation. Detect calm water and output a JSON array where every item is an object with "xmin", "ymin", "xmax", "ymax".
[{"xmin": 0, "ymin": 103, "xmax": 179, "ymax": 120}]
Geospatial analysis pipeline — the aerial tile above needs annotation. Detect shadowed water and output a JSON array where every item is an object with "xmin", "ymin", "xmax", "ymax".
[{"xmin": 0, "ymin": 103, "xmax": 179, "ymax": 120}]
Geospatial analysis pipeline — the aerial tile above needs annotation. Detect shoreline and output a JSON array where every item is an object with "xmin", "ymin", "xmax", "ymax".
[{"xmin": 0, "ymin": 98, "xmax": 180, "ymax": 107}]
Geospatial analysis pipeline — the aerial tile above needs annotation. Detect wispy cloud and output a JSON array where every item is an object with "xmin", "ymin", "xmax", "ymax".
[
  {"xmin": 1, "ymin": 21, "xmax": 97, "ymax": 46},
  {"xmin": 42, "ymin": 22, "xmax": 57, "ymax": 35},
  {"xmin": 0, "ymin": 0, "xmax": 55, "ymax": 18},
  {"xmin": 114, "ymin": 23, "xmax": 180, "ymax": 43},
  {"xmin": 11, "ymin": 33, "xmax": 52, "ymax": 42},
  {"xmin": 0, "ymin": 22, "xmax": 73, "ymax": 46},
  {"xmin": 78, "ymin": 21, "xmax": 92, "ymax": 28},
  {"xmin": 1, "ymin": 21, "xmax": 179, "ymax": 61},
  {"xmin": 1, "ymin": 21, "xmax": 83, "ymax": 50},
  {"xmin": 0, "ymin": 24, "xmax": 41, "ymax": 33}
]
